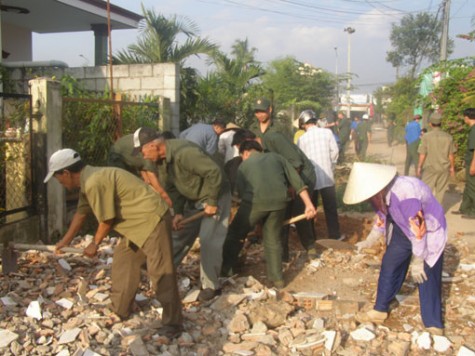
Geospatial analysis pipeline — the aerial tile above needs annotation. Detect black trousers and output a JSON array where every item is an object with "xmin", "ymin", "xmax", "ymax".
[{"xmin": 312, "ymin": 186, "xmax": 340, "ymax": 239}]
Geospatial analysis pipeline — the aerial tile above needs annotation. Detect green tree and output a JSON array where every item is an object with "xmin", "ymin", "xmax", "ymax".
[
  {"xmin": 261, "ymin": 57, "xmax": 334, "ymax": 115},
  {"xmin": 188, "ymin": 39, "xmax": 264, "ymax": 124},
  {"xmin": 384, "ymin": 76, "xmax": 419, "ymax": 142},
  {"xmin": 114, "ymin": 6, "xmax": 217, "ymax": 130},
  {"xmin": 420, "ymin": 59, "xmax": 475, "ymax": 169},
  {"xmin": 386, "ymin": 12, "xmax": 453, "ymax": 78},
  {"xmin": 114, "ymin": 6, "xmax": 216, "ymax": 64}
]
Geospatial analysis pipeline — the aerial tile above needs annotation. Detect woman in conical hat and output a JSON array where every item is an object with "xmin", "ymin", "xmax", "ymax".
[{"xmin": 344, "ymin": 162, "xmax": 447, "ymax": 335}]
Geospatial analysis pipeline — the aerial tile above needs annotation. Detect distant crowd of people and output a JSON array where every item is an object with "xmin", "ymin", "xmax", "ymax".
[{"xmin": 43, "ymin": 99, "xmax": 475, "ymax": 338}]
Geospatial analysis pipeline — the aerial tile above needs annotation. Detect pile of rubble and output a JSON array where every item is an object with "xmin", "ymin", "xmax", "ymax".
[{"xmin": 1, "ymin": 232, "xmax": 475, "ymax": 355}]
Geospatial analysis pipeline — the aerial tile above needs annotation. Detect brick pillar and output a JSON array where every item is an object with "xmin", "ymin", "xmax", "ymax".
[{"xmin": 29, "ymin": 78, "xmax": 64, "ymax": 241}]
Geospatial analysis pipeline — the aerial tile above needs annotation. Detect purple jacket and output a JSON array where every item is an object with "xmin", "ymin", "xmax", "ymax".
[{"xmin": 373, "ymin": 176, "xmax": 447, "ymax": 267}]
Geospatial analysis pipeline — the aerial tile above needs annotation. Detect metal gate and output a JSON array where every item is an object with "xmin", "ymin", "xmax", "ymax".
[{"xmin": 0, "ymin": 93, "xmax": 34, "ymax": 224}]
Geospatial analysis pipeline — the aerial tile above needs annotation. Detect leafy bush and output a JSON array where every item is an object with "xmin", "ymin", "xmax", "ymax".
[
  {"xmin": 61, "ymin": 75, "xmax": 160, "ymax": 166},
  {"xmin": 420, "ymin": 58, "xmax": 475, "ymax": 169}
]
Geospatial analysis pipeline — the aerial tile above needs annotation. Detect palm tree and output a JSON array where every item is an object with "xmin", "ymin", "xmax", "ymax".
[
  {"xmin": 196, "ymin": 39, "xmax": 264, "ymax": 123},
  {"xmin": 114, "ymin": 5, "xmax": 217, "ymax": 64},
  {"xmin": 114, "ymin": 6, "xmax": 218, "ymax": 129}
]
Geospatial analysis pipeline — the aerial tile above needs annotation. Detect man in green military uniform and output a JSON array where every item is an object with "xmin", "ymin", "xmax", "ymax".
[
  {"xmin": 108, "ymin": 133, "xmax": 172, "ymax": 207},
  {"xmin": 453, "ymin": 108, "xmax": 475, "ymax": 219},
  {"xmin": 221, "ymin": 140, "xmax": 316, "ymax": 288},
  {"xmin": 356, "ymin": 114, "xmax": 371, "ymax": 160},
  {"xmin": 135, "ymin": 128, "xmax": 231, "ymax": 301},
  {"xmin": 417, "ymin": 113, "xmax": 455, "ymax": 204},
  {"xmin": 47, "ymin": 149, "xmax": 183, "ymax": 338},
  {"xmin": 251, "ymin": 97, "xmax": 317, "ymax": 260}
]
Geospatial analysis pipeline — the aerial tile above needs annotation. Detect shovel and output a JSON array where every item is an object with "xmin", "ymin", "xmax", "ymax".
[{"xmin": 1, "ymin": 243, "xmax": 83, "ymax": 275}]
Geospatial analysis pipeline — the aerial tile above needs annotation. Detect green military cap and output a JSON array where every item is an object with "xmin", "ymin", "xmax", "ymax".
[
  {"xmin": 430, "ymin": 113, "xmax": 442, "ymax": 125},
  {"xmin": 253, "ymin": 97, "xmax": 271, "ymax": 111}
]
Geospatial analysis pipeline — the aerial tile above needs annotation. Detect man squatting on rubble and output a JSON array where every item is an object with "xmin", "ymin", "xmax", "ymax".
[
  {"xmin": 134, "ymin": 127, "xmax": 232, "ymax": 302},
  {"xmin": 47, "ymin": 149, "xmax": 183, "ymax": 339},
  {"xmin": 344, "ymin": 162, "xmax": 447, "ymax": 335},
  {"xmin": 221, "ymin": 140, "xmax": 317, "ymax": 288}
]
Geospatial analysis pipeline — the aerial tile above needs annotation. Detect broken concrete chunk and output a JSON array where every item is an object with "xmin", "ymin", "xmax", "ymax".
[
  {"xmin": 126, "ymin": 335, "xmax": 149, "ymax": 356},
  {"xmin": 135, "ymin": 293, "xmax": 148, "ymax": 302},
  {"xmin": 26, "ymin": 300, "xmax": 42, "ymax": 320},
  {"xmin": 58, "ymin": 259, "xmax": 72, "ymax": 271},
  {"xmin": 211, "ymin": 293, "xmax": 247, "ymax": 311},
  {"xmin": 312, "ymin": 318, "xmax": 325, "ymax": 330},
  {"xmin": 58, "ymin": 327, "xmax": 82, "ymax": 345},
  {"xmin": 56, "ymin": 349, "xmax": 70, "ymax": 356},
  {"xmin": 322, "ymin": 330, "xmax": 336, "ymax": 351},
  {"xmin": 1, "ymin": 296, "xmax": 17, "ymax": 307},
  {"xmin": 82, "ymin": 349, "xmax": 101, "ymax": 356},
  {"xmin": 0, "ymin": 329, "xmax": 19, "ymax": 348},
  {"xmin": 228, "ymin": 312, "xmax": 250, "ymax": 333},
  {"xmin": 416, "ymin": 332, "xmax": 431, "ymax": 350},
  {"xmin": 459, "ymin": 263, "xmax": 475, "ymax": 271},
  {"xmin": 458, "ymin": 346, "xmax": 475, "ymax": 356},
  {"xmin": 222, "ymin": 342, "xmax": 258, "ymax": 353},
  {"xmin": 56, "ymin": 298, "xmax": 74, "ymax": 309},
  {"xmin": 350, "ymin": 327, "xmax": 375, "ymax": 341},
  {"xmin": 93, "ymin": 292, "xmax": 109, "ymax": 302},
  {"xmin": 182, "ymin": 289, "xmax": 200, "ymax": 304},
  {"xmin": 433, "ymin": 335, "xmax": 452, "ymax": 353},
  {"xmin": 251, "ymin": 320, "xmax": 268, "ymax": 334}
]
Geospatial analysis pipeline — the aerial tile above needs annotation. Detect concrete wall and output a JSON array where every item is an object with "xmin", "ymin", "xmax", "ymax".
[{"xmin": 8, "ymin": 63, "xmax": 180, "ymax": 133}]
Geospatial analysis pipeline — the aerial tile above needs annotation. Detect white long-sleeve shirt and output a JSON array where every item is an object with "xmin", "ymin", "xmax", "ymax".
[{"xmin": 297, "ymin": 126, "xmax": 339, "ymax": 190}]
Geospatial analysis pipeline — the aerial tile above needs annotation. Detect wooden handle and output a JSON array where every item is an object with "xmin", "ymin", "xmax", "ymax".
[
  {"xmin": 11, "ymin": 243, "xmax": 83, "ymax": 254},
  {"xmin": 282, "ymin": 213, "xmax": 308, "ymax": 226},
  {"xmin": 179, "ymin": 211, "xmax": 207, "ymax": 225}
]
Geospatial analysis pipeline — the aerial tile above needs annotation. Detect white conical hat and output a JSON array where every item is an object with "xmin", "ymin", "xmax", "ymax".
[{"xmin": 343, "ymin": 162, "xmax": 397, "ymax": 205}]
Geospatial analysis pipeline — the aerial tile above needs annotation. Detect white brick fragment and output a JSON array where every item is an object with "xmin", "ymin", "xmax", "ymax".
[{"xmin": 26, "ymin": 301, "xmax": 42, "ymax": 320}]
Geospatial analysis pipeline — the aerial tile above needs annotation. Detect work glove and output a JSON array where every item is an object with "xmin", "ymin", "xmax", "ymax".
[
  {"xmin": 355, "ymin": 228, "xmax": 384, "ymax": 252},
  {"xmin": 410, "ymin": 256, "xmax": 428, "ymax": 284}
]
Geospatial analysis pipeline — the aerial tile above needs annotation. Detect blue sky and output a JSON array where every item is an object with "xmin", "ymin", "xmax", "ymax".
[{"xmin": 33, "ymin": 0, "xmax": 474, "ymax": 93}]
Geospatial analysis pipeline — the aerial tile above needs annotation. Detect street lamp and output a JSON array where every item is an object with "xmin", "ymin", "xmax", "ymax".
[{"xmin": 344, "ymin": 27, "xmax": 355, "ymax": 118}]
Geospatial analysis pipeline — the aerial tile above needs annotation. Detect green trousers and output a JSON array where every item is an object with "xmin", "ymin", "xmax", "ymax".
[
  {"xmin": 405, "ymin": 140, "xmax": 420, "ymax": 175},
  {"xmin": 460, "ymin": 169, "xmax": 475, "ymax": 216},
  {"xmin": 111, "ymin": 213, "xmax": 183, "ymax": 326},
  {"xmin": 357, "ymin": 139, "xmax": 368, "ymax": 160},
  {"xmin": 421, "ymin": 168, "xmax": 449, "ymax": 205},
  {"xmin": 222, "ymin": 202, "xmax": 286, "ymax": 283}
]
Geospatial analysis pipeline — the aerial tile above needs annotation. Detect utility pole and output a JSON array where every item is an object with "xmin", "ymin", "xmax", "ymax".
[
  {"xmin": 344, "ymin": 27, "xmax": 355, "ymax": 118},
  {"xmin": 334, "ymin": 46, "xmax": 339, "ymax": 112},
  {"xmin": 440, "ymin": 0, "xmax": 451, "ymax": 61}
]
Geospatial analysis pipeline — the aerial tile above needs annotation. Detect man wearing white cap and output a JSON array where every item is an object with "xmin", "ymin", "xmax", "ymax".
[
  {"xmin": 344, "ymin": 162, "xmax": 446, "ymax": 335},
  {"xmin": 45, "ymin": 148, "xmax": 183, "ymax": 338}
]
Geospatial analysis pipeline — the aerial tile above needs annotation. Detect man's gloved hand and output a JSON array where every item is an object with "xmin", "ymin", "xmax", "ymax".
[
  {"xmin": 355, "ymin": 228, "xmax": 383, "ymax": 252},
  {"xmin": 410, "ymin": 256, "xmax": 428, "ymax": 284}
]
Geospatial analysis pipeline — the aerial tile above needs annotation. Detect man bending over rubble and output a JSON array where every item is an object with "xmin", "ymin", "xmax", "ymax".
[{"xmin": 45, "ymin": 148, "xmax": 183, "ymax": 339}]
